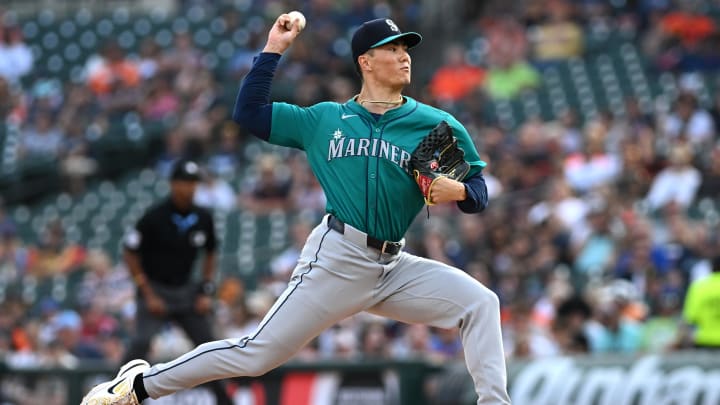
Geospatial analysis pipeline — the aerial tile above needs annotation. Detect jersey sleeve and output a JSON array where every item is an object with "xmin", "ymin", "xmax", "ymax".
[
  {"xmin": 269, "ymin": 102, "xmax": 330, "ymax": 150},
  {"xmin": 445, "ymin": 115, "xmax": 486, "ymax": 179}
]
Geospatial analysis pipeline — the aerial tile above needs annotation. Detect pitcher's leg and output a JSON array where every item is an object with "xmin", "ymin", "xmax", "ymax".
[
  {"xmin": 368, "ymin": 254, "xmax": 510, "ymax": 404},
  {"xmin": 142, "ymin": 226, "xmax": 380, "ymax": 398},
  {"xmin": 176, "ymin": 312, "xmax": 234, "ymax": 405}
]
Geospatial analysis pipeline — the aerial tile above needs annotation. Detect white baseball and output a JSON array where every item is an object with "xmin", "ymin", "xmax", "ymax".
[{"xmin": 287, "ymin": 11, "xmax": 306, "ymax": 31}]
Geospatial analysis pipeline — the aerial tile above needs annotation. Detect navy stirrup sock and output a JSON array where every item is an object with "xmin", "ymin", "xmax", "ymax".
[{"xmin": 133, "ymin": 374, "xmax": 149, "ymax": 402}]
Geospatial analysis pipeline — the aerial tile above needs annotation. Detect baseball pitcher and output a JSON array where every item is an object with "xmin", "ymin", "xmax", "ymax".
[{"xmin": 82, "ymin": 13, "xmax": 510, "ymax": 405}]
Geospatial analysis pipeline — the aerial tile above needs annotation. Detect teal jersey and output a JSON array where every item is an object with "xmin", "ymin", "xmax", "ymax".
[{"xmin": 270, "ymin": 96, "xmax": 485, "ymax": 242}]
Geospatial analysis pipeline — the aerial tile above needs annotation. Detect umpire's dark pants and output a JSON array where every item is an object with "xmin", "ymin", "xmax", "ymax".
[{"xmin": 124, "ymin": 282, "xmax": 232, "ymax": 404}]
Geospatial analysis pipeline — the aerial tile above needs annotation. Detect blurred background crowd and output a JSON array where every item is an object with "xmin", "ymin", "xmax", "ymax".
[{"xmin": 0, "ymin": 0, "xmax": 720, "ymax": 396}]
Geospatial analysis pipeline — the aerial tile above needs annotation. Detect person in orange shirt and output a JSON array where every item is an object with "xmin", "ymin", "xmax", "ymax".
[
  {"xmin": 661, "ymin": 9, "xmax": 715, "ymax": 47},
  {"xmin": 429, "ymin": 44, "xmax": 485, "ymax": 103},
  {"xmin": 87, "ymin": 41, "xmax": 140, "ymax": 96}
]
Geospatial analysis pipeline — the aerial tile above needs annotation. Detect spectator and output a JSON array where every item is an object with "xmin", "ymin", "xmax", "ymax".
[
  {"xmin": 155, "ymin": 127, "xmax": 187, "ymax": 178},
  {"xmin": 19, "ymin": 110, "xmax": 64, "ymax": 158},
  {"xmin": 570, "ymin": 196, "xmax": 617, "ymax": 280},
  {"xmin": 0, "ymin": 198, "xmax": 17, "ymax": 245},
  {"xmin": 429, "ymin": 44, "xmax": 485, "ymax": 104},
  {"xmin": 546, "ymin": 108, "xmax": 583, "ymax": 154},
  {"xmin": 27, "ymin": 220, "xmax": 86, "ymax": 278},
  {"xmin": 268, "ymin": 218, "xmax": 313, "ymax": 283},
  {"xmin": 640, "ymin": 290, "xmax": 683, "ymax": 352},
  {"xmin": 564, "ymin": 121, "xmax": 622, "ymax": 193},
  {"xmin": 177, "ymin": 70, "xmax": 220, "ymax": 143},
  {"xmin": 52, "ymin": 309, "xmax": 104, "ymax": 360},
  {"xmin": 160, "ymin": 32, "xmax": 203, "ymax": 75},
  {"xmin": 136, "ymin": 38, "xmax": 160, "ymax": 80},
  {"xmin": 193, "ymin": 167, "xmax": 237, "ymax": 212},
  {"xmin": 529, "ymin": 0, "xmax": 584, "ymax": 66},
  {"xmin": 644, "ymin": 143, "xmax": 701, "ymax": 212},
  {"xmin": 554, "ymin": 295, "xmax": 592, "ymax": 353},
  {"xmin": 529, "ymin": 179, "xmax": 588, "ymax": 231},
  {"xmin": 60, "ymin": 120, "xmax": 97, "ymax": 195},
  {"xmin": 660, "ymin": 92, "xmax": 715, "ymax": 148},
  {"xmin": 682, "ymin": 255, "xmax": 720, "ymax": 349},
  {"xmin": 428, "ymin": 327, "xmax": 464, "ymax": 362},
  {"xmin": 0, "ymin": 76, "xmax": 16, "ymax": 120},
  {"xmin": 483, "ymin": 19, "xmax": 538, "ymax": 99},
  {"xmin": 29, "ymin": 79, "xmax": 63, "ymax": 120},
  {"xmin": 659, "ymin": 4, "xmax": 715, "ymax": 49},
  {"xmin": 0, "ymin": 204, "xmax": 27, "ymax": 284},
  {"xmin": 289, "ymin": 156, "xmax": 326, "ymax": 217},
  {"xmin": 140, "ymin": 74, "xmax": 180, "ymax": 122},
  {"xmin": 207, "ymin": 123, "xmax": 242, "ymax": 178},
  {"xmin": 358, "ymin": 321, "xmax": 390, "ymax": 359},
  {"xmin": 77, "ymin": 250, "xmax": 134, "ymax": 316},
  {"xmin": 86, "ymin": 41, "xmax": 140, "ymax": 96},
  {"xmin": 391, "ymin": 324, "xmax": 431, "ymax": 359},
  {"xmin": 484, "ymin": 53, "xmax": 540, "ymax": 100},
  {"xmin": 585, "ymin": 296, "xmax": 643, "ymax": 354},
  {"xmin": 239, "ymin": 154, "xmax": 293, "ymax": 214},
  {"xmin": 503, "ymin": 301, "xmax": 557, "ymax": 358},
  {"xmin": 697, "ymin": 146, "xmax": 720, "ymax": 200},
  {"xmin": 0, "ymin": 24, "xmax": 33, "ymax": 83}
]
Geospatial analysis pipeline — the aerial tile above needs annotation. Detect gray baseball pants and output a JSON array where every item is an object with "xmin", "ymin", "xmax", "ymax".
[{"xmin": 142, "ymin": 215, "xmax": 511, "ymax": 404}]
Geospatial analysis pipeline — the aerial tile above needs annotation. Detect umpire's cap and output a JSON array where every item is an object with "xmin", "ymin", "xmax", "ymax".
[
  {"xmin": 170, "ymin": 159, "xmax": 201, "ymax": 182},
  {"xmin": 351, "ymin": 18, "xmax": 422, "ymax": 66}
]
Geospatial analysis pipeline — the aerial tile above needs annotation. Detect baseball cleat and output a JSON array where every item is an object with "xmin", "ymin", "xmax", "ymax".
[{"xmin": 80, "ymin": 359, "xmax": 150, "ymax": 405}]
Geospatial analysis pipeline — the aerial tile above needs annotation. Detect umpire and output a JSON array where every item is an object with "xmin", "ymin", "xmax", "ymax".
[{"xmin": 123, "ymin": 159, "xmax": 232, "ymax": 404}]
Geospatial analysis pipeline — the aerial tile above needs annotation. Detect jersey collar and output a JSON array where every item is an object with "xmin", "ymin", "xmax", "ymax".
[{"xmin": 345, "ymin": 96, "xmax": 417, "ymax": 122}]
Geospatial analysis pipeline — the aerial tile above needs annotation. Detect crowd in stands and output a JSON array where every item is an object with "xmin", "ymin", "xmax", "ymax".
[{"xmin": 0, "ymin": 1, "xmax": 719, "ymax": 398}]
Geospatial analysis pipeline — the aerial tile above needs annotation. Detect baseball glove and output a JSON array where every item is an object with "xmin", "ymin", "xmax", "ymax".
[{"xmin": 410, "ymin": 120, "xmax": 470, "ymax": 205}]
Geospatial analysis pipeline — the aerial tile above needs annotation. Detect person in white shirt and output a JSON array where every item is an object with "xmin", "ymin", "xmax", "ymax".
[
  {"xmin": 0, "ymin": 25, "xmax": 33, "ymax": 83},
  {"xmin": 193, "ymin": 168, "xmax": 237, "ymax": 212},
  {"xmin": 662, "ymin": 92, "xmax": 715, "ymax": 147},
  {"xmin": 20, "ymin": 111, "xmax": 63, "ymax": 157},
  {"xmin": 645, "ymin": 144, "xmax": 701, "ymax": 211},
  {"xmin": 564, "ymin": 121, "xmax": 622, "ymax": 193}
]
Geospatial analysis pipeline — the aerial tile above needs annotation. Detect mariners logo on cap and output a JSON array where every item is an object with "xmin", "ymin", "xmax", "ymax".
[{"xmin": 386, "ymin": 19, "xmax": 399, "ymax": 32}]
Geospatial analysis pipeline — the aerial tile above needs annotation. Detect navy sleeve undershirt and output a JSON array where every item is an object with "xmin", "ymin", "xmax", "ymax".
[
  {"xmin": 457, "ymin": 172, "xmax": 489, "ymax": 213},
  {"xmin": 232, "ymin": 52, "xmax": 280, "ymax": 140}
]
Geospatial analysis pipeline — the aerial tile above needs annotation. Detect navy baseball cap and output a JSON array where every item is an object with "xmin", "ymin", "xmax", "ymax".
[
  {"xmin": 170, "ymin": 159, "xmax": 201, "ymax": 182},
  {"xmin": 351, "ymin": 18, "xmax": 422, "ymax": 66}
]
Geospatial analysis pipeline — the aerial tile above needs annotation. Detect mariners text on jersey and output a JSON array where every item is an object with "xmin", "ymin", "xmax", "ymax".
[{"xmin": 327, "ymin": 134, "xmax": 413, "ymax": 173}]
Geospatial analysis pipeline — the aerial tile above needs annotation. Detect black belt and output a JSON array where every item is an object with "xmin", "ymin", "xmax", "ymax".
[{"xmin": 327, "ymin": 215, "xmax": 402, "ymax": 255}]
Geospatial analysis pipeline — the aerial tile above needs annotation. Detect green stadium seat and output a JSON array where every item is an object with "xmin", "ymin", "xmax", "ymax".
[
  {"xmin": 37, "ymin": 9, "xmax": 56, "ymax": 28},
  {"xmin": 133, "ymin": 18, "xmax": 152, "ymax": 36},
  {"xmin": 117, "ymin": 30, "xmax": 137, "ymax": 50},
  {"xmin": 59, "ymin": 20, "xmax": 78, "ymax": 40},
  {"xmin": 154, "ymin": 28, "xmax": 174, "ymax": 47},
  {"xmin": 112, "ymin": 8, "xmax": 131, "ymax": 26},
  {"xmin": 659, "ymin": 72, "xmax": 678, "ymax": 99},
  {"xmin": 42, "ymin": 31, "xmax": 60, "ymax": 52},
  {"xmin": 172, "ymin": 16, "xmax": 190, "ymax": 34},
  {"xmin": 74, "ymin": 8, "xmax": 94, "ymax": 27},
  {"xmin": 95, "ymin": 18, "xmax": 115, "ymax": 38},
  {"xmin": 23, "ymin": 20, "xmax": 39, "ymax": 40},
  {"xmin": 520, "ymin": 90, "xmax": 542, "ymax": 120},
  {"xmin": 79, "ymin": 30, "xmax": 98, "ymax": 50}
]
